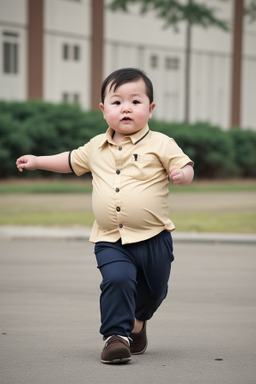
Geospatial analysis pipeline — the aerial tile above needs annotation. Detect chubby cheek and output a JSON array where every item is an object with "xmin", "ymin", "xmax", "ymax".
[
  {"xmin": 135, "ymin": 110, "xmax": 150, "ymax": 124},
  {"xmin": 104, "ymin": 109, "xmax": 119, "ymax": 126}
]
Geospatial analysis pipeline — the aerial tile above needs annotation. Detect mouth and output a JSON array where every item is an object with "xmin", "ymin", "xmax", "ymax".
[{"xmin": 121, "ymin": 117, "xmax": 132, "ymax": 121}]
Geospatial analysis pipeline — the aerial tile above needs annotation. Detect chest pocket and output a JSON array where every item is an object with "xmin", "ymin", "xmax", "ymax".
[{"xmin": 128, "ymin": 154, "xmax": 161, "ymax": 180}]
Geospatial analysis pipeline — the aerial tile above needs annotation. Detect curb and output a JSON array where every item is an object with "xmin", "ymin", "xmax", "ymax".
[
  {"xmin": 0, "ymin": 226, "xmax": 256, "ymax": 244},
  {"xmin": 0, "ymin": 226, "xmax": 91, "ymax": 241},
  {"xmin": 172, "ymin": 231, "xmax": 256, "ymax": 244}
]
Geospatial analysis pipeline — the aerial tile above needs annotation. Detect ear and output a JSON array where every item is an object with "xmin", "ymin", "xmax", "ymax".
[
  {"xmin": 99, "ymin": 103, "xmax": 105, "ymax": 118},
  {"xmin": 149, "ymin": 102, "xmax": 156, "ymax": 118}
]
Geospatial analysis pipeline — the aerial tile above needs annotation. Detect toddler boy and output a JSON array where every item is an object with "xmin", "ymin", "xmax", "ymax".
[{"xmin": 16, "ymin": 68, "xmax": 194, "ymax": 364}]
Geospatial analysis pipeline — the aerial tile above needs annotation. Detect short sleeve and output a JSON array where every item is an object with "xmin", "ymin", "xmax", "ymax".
[
  {"xmin": 160, "ymin": 138, "xmax": 194, "ymax": 172},
  {"xmin": 70, "ymin": 143, "xmax": 91, "ymax": 176}
]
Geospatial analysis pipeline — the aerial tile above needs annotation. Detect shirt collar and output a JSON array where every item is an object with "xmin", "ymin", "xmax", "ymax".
[{"xmin": 99, "ymin": 124, "xmax": 150, "ymax": 148}]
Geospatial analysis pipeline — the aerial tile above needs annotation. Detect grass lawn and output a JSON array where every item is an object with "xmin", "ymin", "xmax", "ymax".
[
  {"xmin": 0, "ymin": 178, "xmax": 255, "ymax": 233},
  {"xmin": 1, "ymin": 177, "xmax": 256, "ymax": 194},
  {"xmin": 171, "ymin": 212, "xmax": 256, "ymax": 234},
  {"xmin": 0, "ymin": 211, "xmax": 95, "ymax": 227},
  {"xmin": 0, "ymin": 178, "xmax": 93, "ymax": 195},
  {"xmin": 0, "ymin": 210, "xmax": 254, "ymax": 234}
]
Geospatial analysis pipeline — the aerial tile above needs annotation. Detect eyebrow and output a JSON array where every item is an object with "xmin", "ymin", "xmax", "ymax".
[{"xmin": 110, "ymin": 92, "xmax": 143, "ymax": 98}]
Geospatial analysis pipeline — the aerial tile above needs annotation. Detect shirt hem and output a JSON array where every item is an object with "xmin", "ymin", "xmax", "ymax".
[{"xmin": 89, "ymin": 225, "xmax": 175, "ymax": 245}]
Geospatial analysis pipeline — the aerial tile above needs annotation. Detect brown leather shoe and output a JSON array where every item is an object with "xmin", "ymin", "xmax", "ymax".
[
  {"xmin": 130, "ymin": 321, "xmax": 148, "ymax": 355},
  {"xmin": 101, "ymin": 336, "xmax": 131, "ymax": 364}
]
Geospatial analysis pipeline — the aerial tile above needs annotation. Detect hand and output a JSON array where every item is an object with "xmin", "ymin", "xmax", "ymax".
[
  {"xmin": 169, "ymin": 166, "xmax": 185, "ymax": 185},
  {"xmin": 16, "ymin": 155, "xmax": 38, "ymax": 172},
  {"xmin": 169, "ymin": 164, "xmax": 194, "ymax": 186}
]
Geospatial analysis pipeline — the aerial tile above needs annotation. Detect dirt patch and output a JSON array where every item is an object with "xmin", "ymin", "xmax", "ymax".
[
  {"xmin": 169, "ymin": 192, "xmax": 256, "ymax": 213},
  {"xmin": 1, "ymin": 192, "xmax": 255, "ymax": 214}
]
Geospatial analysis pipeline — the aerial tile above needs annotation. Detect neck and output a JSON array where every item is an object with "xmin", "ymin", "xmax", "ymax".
[{"xmin": 112, "ymin": 131, "xmax": 124, "ymax": 145}]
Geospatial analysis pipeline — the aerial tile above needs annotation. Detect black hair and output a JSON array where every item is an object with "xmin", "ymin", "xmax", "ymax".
[{"xmin": 101, "ymin": 68, "xmax": 154, "ymax": 104}]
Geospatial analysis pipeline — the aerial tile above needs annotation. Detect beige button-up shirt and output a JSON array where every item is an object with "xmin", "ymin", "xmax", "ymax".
[{"xmin": 70, "ymin": 124, "xmax": 193, "ymax": 244}]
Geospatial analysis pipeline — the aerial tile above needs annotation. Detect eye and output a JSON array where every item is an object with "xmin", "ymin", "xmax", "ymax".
[
  {"xmin": 113, "ymin": 101, "xmax": 120, "ymax": 105},
  {"xmin": 132, "ymin": 100, "xmax": 140, "ymax": 105}
]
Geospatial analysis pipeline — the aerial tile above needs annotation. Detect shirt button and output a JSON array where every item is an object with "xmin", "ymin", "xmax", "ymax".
[
  {"xmin": 118, "ymin": 146, "xmax": 122, "ymax": 151},
  {"xmin": 118, "ymin": 224, "xmax": 123, "ymax": 228},
  {"xmin": 116, "ymin": 206, "xmax": 121, "ymax": 212},
  {"xmin": 115, "ymin": 187, "xmax": 120, "ymax": 193},
  {"xmin": 116, "ymin": 170, "xmax": 121, "ymax": 175}
]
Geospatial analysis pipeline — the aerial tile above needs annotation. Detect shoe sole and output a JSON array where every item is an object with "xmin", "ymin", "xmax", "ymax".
[
  {"xmin": 130, "ymin": 340, "xmax": 148, "ymax": 355},
  {"xmin": 130, "ymin": 320, "xmax": 148, "ymax": 355},
  {"xmin": 101, "ymin": 356, "xmax": 131, "ymax": 364},
  {"xmin": 131, "ymin": 345, "xmax": 148, "ymax": 355}
]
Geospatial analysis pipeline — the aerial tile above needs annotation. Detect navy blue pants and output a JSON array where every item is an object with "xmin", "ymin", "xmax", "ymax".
[{"xmin": 94, "ymin": 230, "xmax": 174, "ymax": 339}]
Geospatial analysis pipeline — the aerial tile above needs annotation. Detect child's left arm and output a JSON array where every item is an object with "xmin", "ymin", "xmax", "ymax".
[{"xmin": 169, "ymin": 164, "xmax": 194, "ymax": 186}]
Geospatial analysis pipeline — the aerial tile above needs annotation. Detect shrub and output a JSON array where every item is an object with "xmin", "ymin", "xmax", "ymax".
[
  {"xmin": 173, "ymin": 124, "xmax": 236, "ymax": 178},
  {"xmin": 151, "ymin": 121, "xmax": 237, "ymax": 178},
  {"xmin": 0, "ymin": 113, "xmax": 32, "ymax": 177},
  {"xmin": 228, "ymin": 129, "xmax": 256, "ymax": 177},
  {"xmin": 0, "ymin": 100, "xmax": 255, "ymax": 179}
]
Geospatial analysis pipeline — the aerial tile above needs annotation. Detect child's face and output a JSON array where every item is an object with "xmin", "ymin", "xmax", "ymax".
[{"xmin": 100, "ymin": 79, "xmax": 155, "ymax": 140}]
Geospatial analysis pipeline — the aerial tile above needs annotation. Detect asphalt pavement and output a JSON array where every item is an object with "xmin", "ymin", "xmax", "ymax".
[{"xmin": 0, "ymin": 234, "xmax": 256, "ymax": 384}]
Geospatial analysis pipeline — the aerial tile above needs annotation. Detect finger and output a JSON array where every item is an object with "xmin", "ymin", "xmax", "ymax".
[
  {"xmin": 170, "ymin": 169, "xmax": 180, "ymax": 176},
  {"xmin": 16, "ymin": 158, "xmax": 25, "ymax": 166},
  {"xmin": 169, "ymin": 170, "xmax": 181, "ymax": 180},
  {"xmin": 169, "ymin": 166, "xmax": 179, "ymax": 174},
  {"xmin": 17, "ymin": 165, "xmax": 24, "ymax": 172},
  {"xmin": 17, "ymin": 161, "xmax": 27, "ymax": 172}
]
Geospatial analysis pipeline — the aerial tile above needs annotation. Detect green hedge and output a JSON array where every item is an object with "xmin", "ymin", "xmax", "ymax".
[{"xmin": 0, "ymin": 100, "xmax": 255, "ymax": 179}]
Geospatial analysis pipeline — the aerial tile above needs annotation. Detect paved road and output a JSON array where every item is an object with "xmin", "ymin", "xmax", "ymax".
[{"xmin": 1, "ymin": 239, "xmax": 256, "ymax": 384}]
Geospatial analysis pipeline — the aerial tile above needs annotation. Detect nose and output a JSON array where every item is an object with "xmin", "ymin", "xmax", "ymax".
[{"xmin": 121, "ymin": 102, "xmax": 132, "ymax": 113}]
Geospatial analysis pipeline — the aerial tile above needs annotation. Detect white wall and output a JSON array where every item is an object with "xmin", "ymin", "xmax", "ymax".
[
  {"xmin": 0, "ymin": 0, "xmax": 255, "ymax": 130},
  {"xmin": 242, "ymin": 8, "xmax": 256, "ymax": 130},
  {"xmin": 0, "ymin": 0, "xmax": 27, "ymax": 24},
  {"xmin": 0, "ymin": 0, "xmax": 27, "ymax": 101},
  {"xmin": 44, "ymin": 0, "xmax": 91, "ymax": 108},
  {"xmin": 104, "ymin": 0, "xmax": 256, "ymax": 130}
]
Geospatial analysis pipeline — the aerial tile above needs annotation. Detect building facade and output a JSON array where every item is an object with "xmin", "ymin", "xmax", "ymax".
[{"xmin": 0, "ymin": 0, "xmax": 255, "ymax": 130}]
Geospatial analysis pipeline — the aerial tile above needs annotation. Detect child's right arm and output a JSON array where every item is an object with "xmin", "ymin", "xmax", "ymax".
[{"xmin": 16, "ymin": 152, "xmax": 72, "ymax": 174}]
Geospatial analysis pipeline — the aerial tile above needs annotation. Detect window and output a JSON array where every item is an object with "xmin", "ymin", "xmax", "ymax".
[
  {"xmin": 62, "ymin": 92, "xmax": 69, "ymax": 103},
  {"xmin": 74, "ymin": 45, "xmax": 80, "ymax": 61},
  {"xmin": 73, "ymin": 93, "xmax": 80, "ymax": 104},
  {"xmin": 150, "ymin": 55, "xmax": 158, "ymax": 68},
  {"xmin": 165, "ymin": 57, "xmax": 179, "ymax": 70},
  {"xmin": 63, "ymin": 44, "xmax": 69, "ymax": 60},
  {"xmin": 62, "ymin": 92, "xmax": 80, "ymax": 104},
  {"xmin": 62, "ymin": 43, "xmax": 80, "ymax": 61},
  {"xmin": 3, "ymin": 31, "xmax": 19, "ymax": 74}
]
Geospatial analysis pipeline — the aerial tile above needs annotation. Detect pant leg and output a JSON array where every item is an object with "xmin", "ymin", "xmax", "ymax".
[
  {"xmin": 94, "ymin": 241, "xmax": 137, "ymax": 339},
  {"xmin": 127, "ymin": 231, "xmax": 174, "ymax": 321}
]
